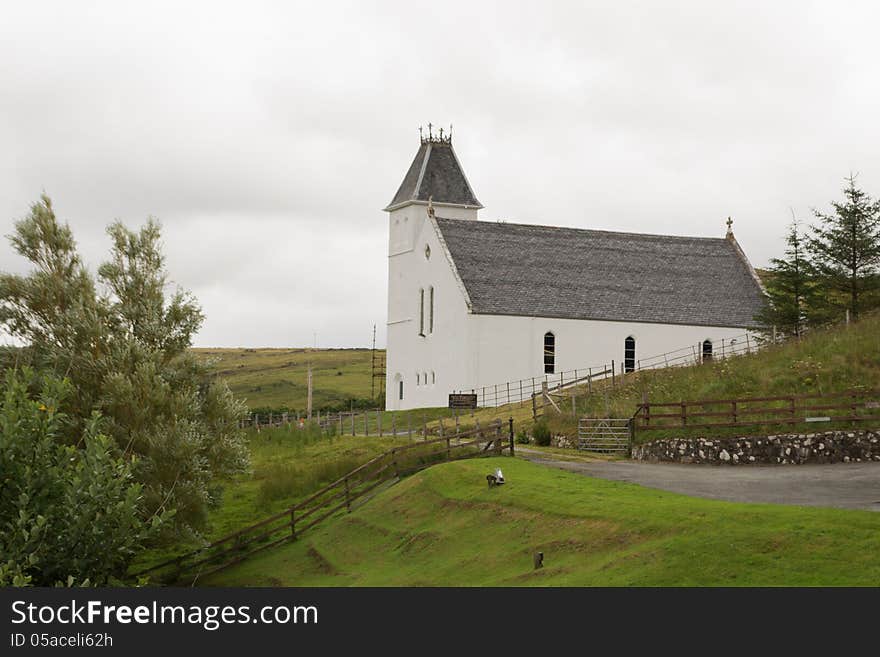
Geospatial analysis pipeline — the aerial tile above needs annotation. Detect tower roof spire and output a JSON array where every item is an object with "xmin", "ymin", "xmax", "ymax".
[{"xmin": 385, "ymin": 126, "xmax": 481, "ymax": 211}]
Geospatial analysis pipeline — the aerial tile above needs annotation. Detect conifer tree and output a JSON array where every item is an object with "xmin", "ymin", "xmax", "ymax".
[
  {"xmin": 755, "ymin": 219, "xmax": 814, "ymax": 337},
  {"xmin": 807, "ymin": 176, "xmax": 880, "ymax": 320}
]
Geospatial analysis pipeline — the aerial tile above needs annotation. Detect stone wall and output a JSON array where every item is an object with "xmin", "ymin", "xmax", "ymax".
[{"xmin": 632, "ymin": 430, "xmax": 880, "ymax": 465}]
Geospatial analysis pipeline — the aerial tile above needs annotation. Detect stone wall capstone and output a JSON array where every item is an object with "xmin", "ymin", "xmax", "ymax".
[{"xmin": 631, "ymin": 430, "xmax": 880, "ymax": 465}]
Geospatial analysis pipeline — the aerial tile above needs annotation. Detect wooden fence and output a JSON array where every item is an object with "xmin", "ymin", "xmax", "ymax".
[
  {"xmin": 633, "ymin": 389, "xmax": 880, "ymax": 432},
  {"xmin": 133, "ymin": 419, "xmax": 514, "ymax": 585}
]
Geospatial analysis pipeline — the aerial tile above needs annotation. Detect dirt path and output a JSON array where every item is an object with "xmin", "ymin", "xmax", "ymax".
[{"xmin": 518, "ymin": 448, "xmax": 880, "ymax": 511}]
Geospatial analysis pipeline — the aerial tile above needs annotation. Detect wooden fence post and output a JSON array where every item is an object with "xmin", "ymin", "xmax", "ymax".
[
  {"xmin": 681, "ymin": 401, "xmax": 687, "ymax": 427},
  {"xmin": 290, "ymin": 509, "xmax": 296, "ymax": 538},
  {"xmin": 363, "ymin": 412, "xmax": 368, "ymax": 436},
  {"xmin": 509, "ymin": 417, "xmax": 515, "ymax": 456}
]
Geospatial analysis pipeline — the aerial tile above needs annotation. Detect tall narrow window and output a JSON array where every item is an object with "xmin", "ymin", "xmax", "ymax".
[
  {"xmin": 429, "ymin": 286, "xmax": 434, "ymax": 334},
  {"xmin": 418, "ymin": 288, "xmax": 425, "ymax": 336},
  {"xmin": 702, "ymin": 339, "xmax": 713, "ymax": 363},
  {"xmin": 399, "ymin": 380, "xmax": 404, "ymax": 400},
  {"xmin": 543, "ymin": 332, "xmax": 555, "ymax": 374},
  {"xmin": 624, "ymin": 336, "xmax": 636, "ymax": 373}
]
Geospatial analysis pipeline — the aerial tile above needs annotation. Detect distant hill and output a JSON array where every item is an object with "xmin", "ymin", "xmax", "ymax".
[{"xmin": 192, "ymin": 347, "xmax": 384, "ymax": 412}]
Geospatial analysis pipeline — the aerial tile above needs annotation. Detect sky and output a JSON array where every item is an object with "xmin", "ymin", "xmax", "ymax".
[{"xmin": 2, "ymin": 1, "xmax": 879, "ymax": 348}]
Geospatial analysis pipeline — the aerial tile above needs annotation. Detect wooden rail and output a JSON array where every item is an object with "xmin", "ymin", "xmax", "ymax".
[
  {"xmin": 133, "ymin": 419, "xmax": 514, "ymax": 584},
  {"xmin": 634, "ymin": 389, "xmax": 880, "ymax": 432}
]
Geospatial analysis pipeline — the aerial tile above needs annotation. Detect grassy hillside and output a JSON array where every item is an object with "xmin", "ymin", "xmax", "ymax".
[
  {"xmin": 132, "ymin": 427, "xmax": 410, "ymax": 573},
  {"xmin": 449, "ymin": 313, "xmax": 880, "ymax": 441},
  {"xmin": 204, "ymin": 457, "xmax": 880, "ymax": 586},
  {"xmin": 193, "ymin": 347, "xmax": 383, "ymax": 411}
]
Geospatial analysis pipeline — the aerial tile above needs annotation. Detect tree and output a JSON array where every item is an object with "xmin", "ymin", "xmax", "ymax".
[
  {"xmin": 0, "ymin": 196, "xmax": 249, "ymax": 535},
  {"xmin": 0, "ymin": 368, "xmax": 160, "ymax": 586},
  {"xmin": 807, "ymin": 175, "xmax": 880, "ymax": 320},
  {"xmin": 755, "ymin": 219, "xmax": 816, "ymax": 337}
]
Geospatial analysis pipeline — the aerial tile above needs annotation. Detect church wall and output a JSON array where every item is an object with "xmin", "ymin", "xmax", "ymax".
[
  {"xmin": 385, "ymin": 208, "xmax": 475, "ymax": 410},
  {"xmin": 386, "ymin": 210, "xmax": 760, "ymax": 410},
  {"xmin": 466, "ymin": 314, "xmax": 758, "ymax": 397}
]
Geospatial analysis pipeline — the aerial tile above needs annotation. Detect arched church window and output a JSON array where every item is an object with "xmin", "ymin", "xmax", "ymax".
[
  {"xmin": 543, "ymin": 332, "xmax": 556, "ymax": 374},
  {"xmin": 431, "ymin": 371, "xmax": 436, "ymax": 385},
  {"xmin": 399, "ymin": 379, "xmax": 404, "ymax": 400},
  {"xmin": 429, "ymin": 287, "xmax": 434, "ymax": 333},
  {"xmin": 624, "ymin": 336, "xmax": 636, "ymax": 373},
  {"xmin": 419, "ymin": 288, "xmax": 425, "ymax": 336},
  {"xmin": 702, "ymin": 339, "xmax": 713, "ymax": 363}
]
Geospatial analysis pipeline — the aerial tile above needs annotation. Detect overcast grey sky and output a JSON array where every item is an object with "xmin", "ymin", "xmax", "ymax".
[{"xmin": 2, "ymin": 1, "xmax": 879, "ymax": 347}]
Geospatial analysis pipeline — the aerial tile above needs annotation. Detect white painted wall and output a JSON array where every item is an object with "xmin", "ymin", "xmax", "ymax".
[
  {"xmin": 385, "ymin": 203, "xmax": 757, "ymax": 411},
  {"xmin": 385, "ymin": 203, "xmax": 476, "ymax": 410}
]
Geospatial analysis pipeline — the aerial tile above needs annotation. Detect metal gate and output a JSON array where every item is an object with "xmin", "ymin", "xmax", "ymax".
[{"xmin": 577, "ymin": 418, "xmax": 632, "ymax": 454}]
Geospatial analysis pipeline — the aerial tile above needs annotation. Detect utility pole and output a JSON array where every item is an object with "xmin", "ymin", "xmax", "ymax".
[
  {"xmin": 371, "ymin": 324, "xmax": 376, "ymax": 400},
  {"xmin": 307, "ymin": 364, "xmax": 313, "ymax": 421}
]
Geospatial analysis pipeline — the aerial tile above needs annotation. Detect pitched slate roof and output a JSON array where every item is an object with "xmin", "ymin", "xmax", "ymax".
[
  {"xmin": 385, "ymin": 140, "xmax": 482, "ymax": 210},
  {"xmin": 434, "ymin": 218, "xmax": 767, "ymax": 328}
]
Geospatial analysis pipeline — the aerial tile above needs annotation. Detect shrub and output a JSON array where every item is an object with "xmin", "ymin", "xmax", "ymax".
[
  {"xmin": 0, "ymin": 368, "xmax": 163, "ymax": 586},
  {"xmin": 515, "ymin": 429, "xmax": 530, "ymax": 444},
  {"xmin": 532, "ymin": 420, "xmax": 552, "ymax": 446},
  {"xmin": 0, "ymin": 197, "xmax": 249, "ymax": 534}
]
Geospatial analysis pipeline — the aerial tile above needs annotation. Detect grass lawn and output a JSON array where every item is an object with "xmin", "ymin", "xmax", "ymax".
[{"xmin": 202, "ymin": 456, "xmax": 880, "ymax": 586}]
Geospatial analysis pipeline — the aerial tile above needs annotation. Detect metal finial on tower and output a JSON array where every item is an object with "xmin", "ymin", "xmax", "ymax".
[
  {"xmin": 449, "ymin": 124, "xmax": 453, "ymax": 141},
  {"xmin": 427, "ymin": 122, "xmax": 433, "ymax": 139},
  {"xmin": 726, "ymin": 216, "xmax": 734, "ymax": 238},
  {"xmin": 439, "ymin": 127, "xmax": 444, "ymax": 139},
  {"xmin": 419, "ymin": 125, "xmax": 423, "ymax": 141}
]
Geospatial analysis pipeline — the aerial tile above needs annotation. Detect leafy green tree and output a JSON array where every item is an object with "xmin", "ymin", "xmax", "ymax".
[
  {"xmin": 0, "ymin": 368, "xmax": 160, "ymax": 586},
  {"xmin": 0, "ymin": 196, "xmax": 249, "ymax": 534},
  {"xmin": 755, "ymin": 220, "xmax": 816, "ymax": 337},
  {"xmin": 807, "ymin": 176, "xmax": 880, "ymax": 320}
]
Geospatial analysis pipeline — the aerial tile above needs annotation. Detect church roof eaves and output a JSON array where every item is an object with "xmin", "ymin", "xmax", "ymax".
[{"xmin": 433, "ymin": 217, "xmax": 768, "ymax": 329}]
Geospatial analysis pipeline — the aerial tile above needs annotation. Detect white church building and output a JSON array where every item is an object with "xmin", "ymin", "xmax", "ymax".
[{"xmin": 383, "ymin": 130, "xmax": 766, "ymax": 411}]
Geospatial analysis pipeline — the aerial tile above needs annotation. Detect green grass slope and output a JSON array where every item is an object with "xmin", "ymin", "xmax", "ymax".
[
  {"xmin": 132, "ymin": 428, "xmax": 410, "ymax": 573},
  {"xmin": 193, "ymin": 347, "xmax": 382, "ymax": 411},
  {"xmin": 204, "ymin": 457, "xmax": 880, "ymax": 586},
  {"xmin": 538, "ymin": 313, "xmax": 880, "ymax": 440}
]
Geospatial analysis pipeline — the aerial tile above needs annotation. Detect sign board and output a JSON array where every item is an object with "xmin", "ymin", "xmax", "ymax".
[
  {"xmin": 805, "ymin": 416, "xmax": 831, "ymax": 423},
  {"xmin": 449, "ymin": 393, "xmax": 478, "ymax": 409}
]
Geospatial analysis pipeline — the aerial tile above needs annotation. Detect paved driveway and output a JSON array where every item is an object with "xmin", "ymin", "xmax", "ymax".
[{"xmin": 519, "ymin": 451, "xmax": 880, "ymax": 511}]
